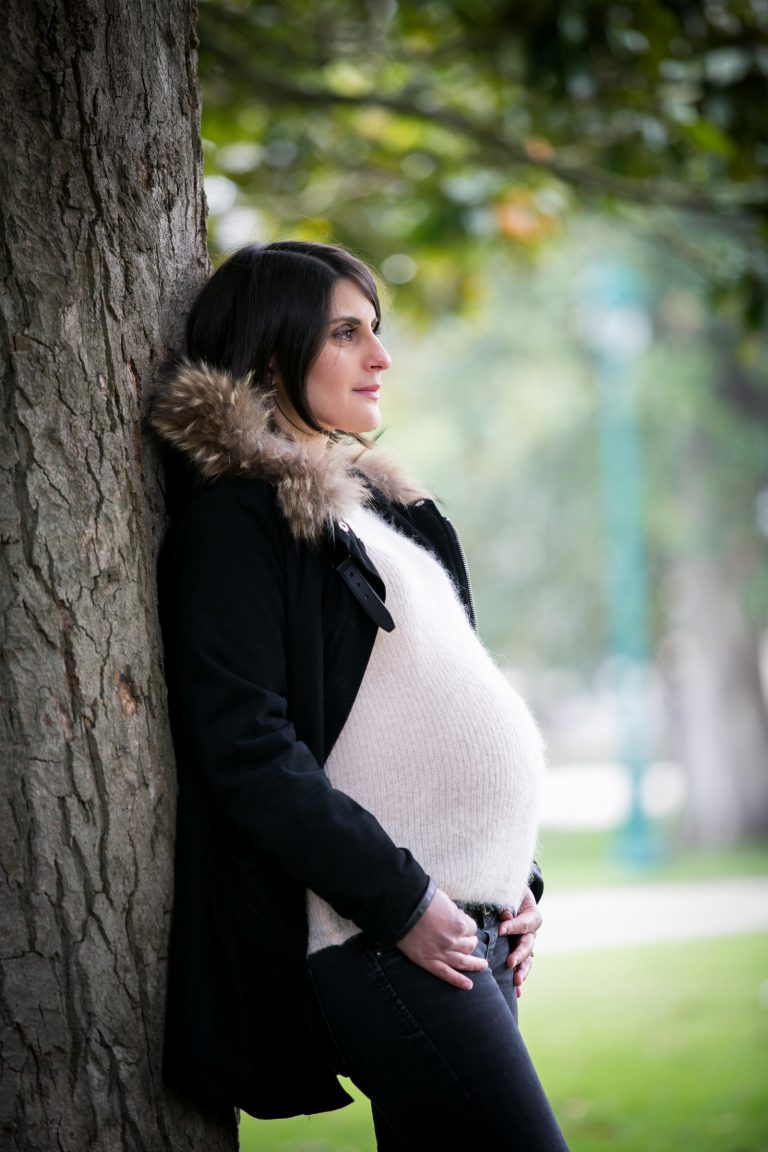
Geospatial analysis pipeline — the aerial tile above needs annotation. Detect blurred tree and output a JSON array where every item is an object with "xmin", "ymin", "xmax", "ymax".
[
  {"xmin": 645, "ymin": 295, "xmax": 768, "ymax": 843},
  {"xmin": 379, "ymin": 224, "xmax": 768, "ymax": 844},
  {"xmin": 196, "ymin": 0, "xmax": 768, "ymax": 845},
  {"xmin": 199, "ymin": 0, "xmax": 768, "ymax": 319}
]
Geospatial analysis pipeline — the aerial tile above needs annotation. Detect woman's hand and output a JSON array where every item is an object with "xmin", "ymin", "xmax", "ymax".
[
  {"xmin": 499, "ymin": 886, "xmax": 542, "ymax": 998},
  {"xmin": 395, "ymin": 888, "xmax": 488, "ymax": 990}
]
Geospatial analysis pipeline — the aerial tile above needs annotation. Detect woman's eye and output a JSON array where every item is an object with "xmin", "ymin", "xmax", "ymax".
[{"xmin": 335, "ymin": 326, "xmax": 356, "ymax": 340}]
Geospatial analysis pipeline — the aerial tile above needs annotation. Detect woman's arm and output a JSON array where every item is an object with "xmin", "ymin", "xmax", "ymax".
[{"xmin": 166, "ymin": 479, "xmax": 432, "ymax": 946}]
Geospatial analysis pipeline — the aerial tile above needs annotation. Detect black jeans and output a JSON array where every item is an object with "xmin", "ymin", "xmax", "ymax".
[{"xmin": 307, "ymin": 909, "xmax": 569, "ymax": 1151}]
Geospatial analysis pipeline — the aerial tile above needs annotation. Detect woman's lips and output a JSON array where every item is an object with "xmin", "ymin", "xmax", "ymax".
[{"xmin": 355, "ymin": 387, "xmax": 380, "ymax": 398}]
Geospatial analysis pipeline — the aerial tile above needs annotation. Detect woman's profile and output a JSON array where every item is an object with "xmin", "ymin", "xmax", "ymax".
[{"xmin": 151, "ymin": 240, "xmax": 569, "ymax": 1149}]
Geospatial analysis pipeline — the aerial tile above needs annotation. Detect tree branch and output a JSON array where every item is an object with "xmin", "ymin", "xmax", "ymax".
[{"xmin": 228, "ymin": 70, "xmax": 768, "ymax": 216}]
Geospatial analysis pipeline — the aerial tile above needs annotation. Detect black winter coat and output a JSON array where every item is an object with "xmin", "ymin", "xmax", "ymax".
[{"xmin": 152, "ymin": 362, "xmax": 542, "ymax": 1118}]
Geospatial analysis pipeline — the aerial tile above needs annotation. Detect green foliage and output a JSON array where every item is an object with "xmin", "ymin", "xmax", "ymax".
[
  {"xmin": 372, "ymin": 219, "xmax": 768, "ymax": 670},
  {"xmin": 198, "ymin": 0, "xmax": 768, "ymax": 320},
  {"xmin": 196, "ymin": 2, "xmax": 768, "ymax": 677},
  {"xmin": 379, "ymin": 238, "xmax": 606, "ymax": 669}
]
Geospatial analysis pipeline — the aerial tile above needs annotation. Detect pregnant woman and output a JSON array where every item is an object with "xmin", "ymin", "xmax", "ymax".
[{"xmin": 151, "ymin": 240, "xmax": 569, "ymax": 1150}]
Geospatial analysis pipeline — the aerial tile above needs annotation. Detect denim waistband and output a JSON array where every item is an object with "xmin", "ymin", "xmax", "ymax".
[{"xmin": 455, "ymin": 900, "xmax": 510, "ymax": 924}]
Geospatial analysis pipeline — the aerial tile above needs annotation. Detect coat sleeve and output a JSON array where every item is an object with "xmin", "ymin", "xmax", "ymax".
[
  {"xmin": 165, "ymin": 479, "xmax": 432, "ymax": 946},
  {"xmin": 528, "ymin": 860, "xmax": 544, "ymax": 903}
]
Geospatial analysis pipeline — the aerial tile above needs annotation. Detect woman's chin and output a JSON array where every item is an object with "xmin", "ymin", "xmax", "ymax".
[{"xmin": 338, "ymin": 409, "xmax": 381, "ymax": 435}]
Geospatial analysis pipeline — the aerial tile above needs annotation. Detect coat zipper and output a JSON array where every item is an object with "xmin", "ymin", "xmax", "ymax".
[{"xmin": 444, "ymin": 515, "xmax": 478, "ymax": 630}]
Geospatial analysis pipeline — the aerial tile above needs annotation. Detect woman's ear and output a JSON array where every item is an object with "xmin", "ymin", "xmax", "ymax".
[{"xmin": 266, "ymin": 360, "xmax": 283, "ymax": 391}]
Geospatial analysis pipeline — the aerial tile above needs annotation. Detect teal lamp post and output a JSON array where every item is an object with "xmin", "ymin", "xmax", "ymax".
[{"xmin": 579, "ymin": 261, "xmax": 659, "ymax": 866}]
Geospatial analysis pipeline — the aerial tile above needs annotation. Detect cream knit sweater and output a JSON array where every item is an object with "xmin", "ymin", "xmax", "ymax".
[{"xmin": 306, "ymin": 504, "xmax": 544, "ymax": 955}]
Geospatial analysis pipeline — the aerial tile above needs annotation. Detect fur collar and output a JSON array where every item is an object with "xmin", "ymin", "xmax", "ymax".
[{"xmin": 150, "ymin": 359, "xmax": 431, "ymax": 542}]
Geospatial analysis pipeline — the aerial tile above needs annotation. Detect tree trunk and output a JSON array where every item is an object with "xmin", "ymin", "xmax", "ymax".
[
  {"xmin": 666, "ymin": 555, "xmax": 768, "ymax": 844},
  {"xmin": 663, "ymin": 428, "xmax": 768, "ymax": 846},
  {"xmin": 1, "ymin": 2, "xmax": 235, "ymax": 1148}
]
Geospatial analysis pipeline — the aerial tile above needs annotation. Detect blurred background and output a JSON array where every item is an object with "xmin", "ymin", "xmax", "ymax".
[{"xmin": 196, "ymin": 2, "xmax": 768, "ymax": 1148}]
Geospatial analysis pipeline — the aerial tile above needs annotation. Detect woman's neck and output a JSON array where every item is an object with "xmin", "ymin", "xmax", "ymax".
[{"xmin": 273, "ymin": 400, "xmax": 337, "ymax": 448}]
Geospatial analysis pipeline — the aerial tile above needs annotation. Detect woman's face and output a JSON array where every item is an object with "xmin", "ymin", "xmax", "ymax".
[{"xmin": 281, "ymin": 278, "xmax": 391, "ymax": 436}]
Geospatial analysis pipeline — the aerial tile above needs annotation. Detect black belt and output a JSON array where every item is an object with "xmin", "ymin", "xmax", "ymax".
[{"xmin": 455, "ymin": 901, "xmax": 509, "ymax": 921}]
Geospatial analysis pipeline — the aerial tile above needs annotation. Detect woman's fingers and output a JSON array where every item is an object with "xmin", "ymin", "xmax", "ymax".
[
  {"xmin": 403, "ymin": 885, "xmax": 541, "ymax": 993},
  {"xmin": 513, "ymin": 955, "xmax": 534, "ymax": 998},
  {"xmin": 426, "ymin": 942, "xmax": 489, "ymax": 988},
  {"xmin": 446, "ymin": 948, "xmax": 487, "ymax": 971},
  {"xmin": 395, "ymin": 888, "xmax": 507, "ymax": 989},
  {"xmin": 508, "ymin": 931, "xmax": 535, "ymax": 1001},
  {"xmin": 430, "ymin": 961, "xmax": 475, "ymax": 991},
  {"xmin": 498, "ymin": 899, "xmax": 542, "ymax": 938},
  {"xmin": 498, "ymin": 886, "xmax": 540, "ymax": 996},
  {"xmin": 411, "ymin": 947, "xmax": 487, "ymax": 992},
  {"xmin": 508, "ymin": 931, "xmax": 536, "ymax": 971},
  {"xmin": 514, "ymin": 956, "xmax": 534, "ymax": 984}
]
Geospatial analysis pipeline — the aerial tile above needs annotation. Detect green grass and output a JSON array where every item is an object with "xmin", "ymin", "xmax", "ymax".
[
  {"xmin": 240, "ymin": 932, "xmax": 768, "ymax": 1152},
  {"xmin": 536, "ymin": 827, "xmax": 768, "ymax": 891},
  {"xmin": 526, "ymin": 932, "xmax": 768, "ymax": 1152},
  {"xmin": 240, "ymin": 1079, "xmax": 373, "ymax": 1152}
]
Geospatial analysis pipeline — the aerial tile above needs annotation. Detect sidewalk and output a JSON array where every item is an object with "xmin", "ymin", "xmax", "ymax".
[{"xmin": 535, "ymin": 876, "xmax": 768, "ymax": 954}]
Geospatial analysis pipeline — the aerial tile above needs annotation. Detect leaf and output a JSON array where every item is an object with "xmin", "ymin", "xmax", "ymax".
[{"xmin": 679, "ymin": 119, "xmax": 738, "ymax": 159}]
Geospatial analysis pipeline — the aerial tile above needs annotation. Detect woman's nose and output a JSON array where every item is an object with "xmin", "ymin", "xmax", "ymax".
[{"xmin": 368, "ymin": 334, "xmax": 391, "ymax": 371}]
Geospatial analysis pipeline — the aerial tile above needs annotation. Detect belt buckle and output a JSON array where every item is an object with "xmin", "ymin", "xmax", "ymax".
[
  {"xmin": 457, "ymin": 899, "xmax": 503, "ymax": 924},
  {"xmin": 466, "ymin": 901, "xmax": 496, "ymax": 923}
]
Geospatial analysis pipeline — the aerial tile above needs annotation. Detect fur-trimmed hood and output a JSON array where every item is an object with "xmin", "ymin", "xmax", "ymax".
[{"xmin": 150, "ymin": 359, "xmax": 431, "ymax": 543}]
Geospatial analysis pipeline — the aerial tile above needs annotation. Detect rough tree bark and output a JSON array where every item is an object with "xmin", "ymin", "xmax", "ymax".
[{"xmin": 1, "ymin": 2, "xmax": 236, "ymax": 1148}]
